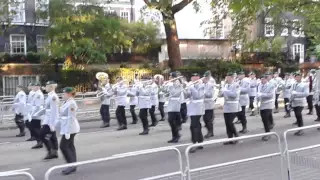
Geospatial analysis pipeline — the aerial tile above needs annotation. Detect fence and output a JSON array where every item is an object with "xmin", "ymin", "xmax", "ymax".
[
  {"xmin": 2, "ymin": 75, "xmax": 40, "ymax": 96},
  {"xmin": 184, "ymin": 132, "xmax": 284, "ymax": 180},
  {"xmin": 0, "ymin": 170, "xmax": 35, "ymax": 180},
  {"xmin": 44, "ymin": 146, "xmax": 184, "ymax": 180},
  {"xmin": 284, "ymin": 124, "xmax": 320, "ymax": 180}
]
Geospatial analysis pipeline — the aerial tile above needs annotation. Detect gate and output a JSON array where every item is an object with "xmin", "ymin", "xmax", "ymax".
[
  {"xmin": 2, "ymin": 75, "xmax": 39, "ymax": 96},
  {"xmin": 0, "ymin": 169, "xmax": 35, "ymax": 180},
  {"xmin": 184, "ymin": 132, "xmax": 284, "ymax": 180},
  {"xmin": 44, "ymin": 146, "xmax": 184, "ymax": 180},
  {"xmin": 284, "ymin": 124, "xmax": 320, "ymax": 180}
]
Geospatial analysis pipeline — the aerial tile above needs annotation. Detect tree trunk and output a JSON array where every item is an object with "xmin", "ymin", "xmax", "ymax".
[{"xmin": 162, "ymin": 13, "xmax": 183, "ymax": 69}]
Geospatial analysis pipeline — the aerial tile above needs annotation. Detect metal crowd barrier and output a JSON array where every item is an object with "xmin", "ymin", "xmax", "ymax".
[
  {"xmin": 284, "ymin": 124, "xmax": 320, "ymax": 180},
  {"xmin": 184, "ymin": 132, "xmax": 284, "ymax": 180},
  {"xmin": 0, "ymin": 170, "xmax": 35, "ymax": 180},
  {"xmin": 44, "ymin": 146, "xmax": 184, "ymax": 180}
]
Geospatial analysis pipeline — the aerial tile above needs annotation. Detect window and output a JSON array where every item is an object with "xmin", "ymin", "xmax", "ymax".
[
  {"xmin": 210, "ymin": 20, "xmax": 224, "ymax": 39},
  {"xmin": 264, "ymin": 18, "xmax": 274, "ymax": 37},
  {"xmin": 36, "ymin": 35, "xmax": 47, "ymax": 52},
  {"xmin": 281, "ymin": 19, "xmax": 288, "ymax": 36},
  {"xmin": 120, "ymin": 10, "xmax": 130, "ymax": 22},
  {"xmin": 10, "ymin": 34, "xmax": 26, "ymax": 55},
  {"xmin": 292, "ymin": 43, "xmax": 304, "ymax": 63},
  {"xmin": 35, "ymin": 0, "xmax": 49, "ymax": 24},
  {"xmin": 9, "ymin": 0, "xmax": 25, "ymax": 23},
  {"xmin": 292, "ymin": 19, "xmax": 304, "ymax": 37}
]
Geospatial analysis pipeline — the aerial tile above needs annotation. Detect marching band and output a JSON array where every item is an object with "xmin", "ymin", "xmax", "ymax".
[{"xmin": 9, "ymin": 69, "xmax": 320, "ymax": 175}]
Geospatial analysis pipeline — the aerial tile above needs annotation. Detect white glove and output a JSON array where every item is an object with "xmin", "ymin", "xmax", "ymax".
[
  {"xmin": 221, "ymin": 87, "xmax": 227, "ymax": 92},
  {"xmin": 49, "ymin": 125, "xmax": 55, "ymax": 132},
  {"xmin": 257, "ymin": 92, "xmax": 261, "ymax": 97},
  {"xmin": 65, "ymin": 134, "xmax": 70, "ymax": 140},
  {"xmin": 292, "ymin": 91, "xmax": 298, "ymax": 95}
]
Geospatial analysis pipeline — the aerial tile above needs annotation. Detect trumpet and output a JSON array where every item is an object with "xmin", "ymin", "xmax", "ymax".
[
  {"xmin": 185, "ymin": 78, "xmax": 204, "ymax": 89},
  {"xmin": 163, "ymin": 76, "xmax": 184, "ymax": 84}
]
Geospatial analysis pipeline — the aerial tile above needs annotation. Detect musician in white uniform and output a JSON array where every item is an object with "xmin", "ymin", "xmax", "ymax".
[
  {"xmin": 100, "ymin": 76, "xmax": 113, "ymax": 128},
  {"xmin": 176, "ymin": 71, "xmax": 188, "ymax": 123},
  {"xmin": 137, "ymin": 76, "xmax": 152, "ymax": 135},
  {"xmin": 128, "ymin": 80, "xmax": 138, "ymax": 124},
  {"xmin": 305, "ymin": 69, "xmax": 316, "ymax": 115},
  {"xmin": 114, "ymin": 77, "xmax": 128, "ymax": 130},
  {"xmin": 166, "ymin": 72, "xmax": 183, "ymax": 143},
  {"xmin": 203, "ymin": 71, "xmax": 215, "ymax": 138},
  {"xmin": 149, "ymin": 78, "xmax": 159, "ymax": 126},
  {"xmin": 269, "ymin": 72, "xmax": 284, "ymax": 113},
  {"xmin": 39, "ymin": 81, "xmax": 59, "ymax": 160},
  {"xmin": 25, "ymin": 83, "xmax": 36, "ymax": 141},
  {"xmin": 283, "ymin": 73, "xmax": 294, "ymax": 118},
  {"xmin": 291, "ymin": 72, "xmax": 309, "ymax": 136},
  {"xmin": 237, "ymin": 71, "xmax": 250, "ymax": 134},
  {"xmin": 220, "ymin": 72, "xmax": 240, "ymax": 145},
  {"xmin": 248, "ymin": 72, "xmax": 258, "ymax": 116},
  {"xmin": 155, "ymin": 75, "xmax": 166, "ymax": 121},
  {"xmin": 31, "ymin": 82, "xmax": 45, "ymax": 149},
  {"xmin": 13, "ymin": 85, "xmax": 27, "ymax": 137},
  {"xmin": 257, "ymin": 74, "xmax": 275, "ymax": 141},
  {"xmin": 56, "ymin": 87, "xmax": 80, "ymax": 175},
  {"xmin": 186, "ymin": 73, "xmax": 205, "ymax": 153}
]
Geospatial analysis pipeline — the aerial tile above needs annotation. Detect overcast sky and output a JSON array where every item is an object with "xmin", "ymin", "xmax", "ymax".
[{"xmin": 135, "ymin": 0, "xmax": 211, "ymax": 39}]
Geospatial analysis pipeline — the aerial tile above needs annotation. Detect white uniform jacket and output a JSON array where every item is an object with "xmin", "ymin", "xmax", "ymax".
[
  {"xmin": 13, "ymin": 91, "xmax": 26, "ymax": 115},
  {"xmin": 186, "ymin": 83, "xmax": 205, "ymax": 116},
  {"xmin": 283, "ymin": 78, "xmax": 295, "ymax": 99},
  {"xmin": 150, "ymin": 83, "xmax": 159, "ymax": 106},
  {"xmin": 291, "ymin": 81, "xmax": 309, "ymax": 107},
  {"xmin": 102, "ymin": 83, "xmax": 113, "ymax": 105},
  {"xmin": 166, "ymin": 81, "xmax": 183, "ymax": 112},
  {"xmin": 220, "ymin": 82, "xmax": 240, "ymax": 113},
  {"xmin": 257, "ymin": 82, "xmax": 275, "ymax": 110},
  {"xmin": 114, "ymin": 83, "xmax": 128, "ymax": 107},
  {"xmin": 137, "ymin": 85, "xmax": 152, "ymax": 109},
  {"xmin": 269, "ymin": 77, "xmax": 284, "ymax": 94},
  {"xmin": 203, "ymin": 82, "xmax": 215, "ymax": 110},
  {"xmin": 42, "ymin": 91, "xmax": 60, "ymax": 130},
  {"xmin": 31, "ymin": 90, "xmax": 45, "ymax": 120},
  {"xmin": 249, "ymin": 78, "xmax": 258, "ymax": 97},
  {"xmin": 127, "ymin": 85, "xmax": 138, "ymax": 106},
  {"xmin": 158, "ymin": 85, "xmax": 166, "ymax": 103},
  {"xmin": 24, "ymin": 91, "xmax": 35, "ymax": 121},
  {"xmin": 56, "ymin": 98, "xmax": 80, "ymax": 135},
  {"xmin": 239, "ymin": 78, "xmax": 250, "ymax": 106}
]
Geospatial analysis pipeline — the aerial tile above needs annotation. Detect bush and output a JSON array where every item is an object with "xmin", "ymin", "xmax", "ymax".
[{"xmin": 0, "ymin": 52, "xmax": 64, "ymax": 64}]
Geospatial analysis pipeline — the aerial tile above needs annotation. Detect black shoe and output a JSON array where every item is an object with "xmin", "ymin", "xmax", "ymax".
[
  {"xmin": 292, "ymin": 122, "xmax": 298, "ymax": 126},
  {"xmin": 16, "ymin": 132, "xmax": 26, "ymax": 137},
  {"xmin": 190, "ymin": 147, "xmax": 198, "ymax": 153},
  {"xmin": 274, "ymin": 109, "xmax": 279, "ymax": 113},
  {"xmin": 100, "ymin": 122, "xmax": 110, "ymax": 128},
  {"xmin": 223, "ymin": 142, "xmax": 232, "ymax": 145},
  {"xmin": 26, "ymin": 137, "xmax": 36, "ymax": 141},
  {"xmin": 261, "ymin": 136, "xmax": 271, "ymax": 141},
  {"xmin": 204, "ymin": 132, "xmax": 214, "ymax": 139},
  {"xmin": 44, "ymin": 150, "xmax": 58, "ymax": 160},
  {"xmin": 239, "ymin": 129, "xmax": 248, "ymax": 134},
  {"xmin": 249, "ymin": 112, "xmax": 255, "ymax": 116},
  {"xmin": 31, "ymin": 143, "xmax": 43, "ymax": 149},
  {"xmin": 307, "ymin": 112, "xmax": 313, "ymax": 115},
  {"xmin": 139, "ymin": 130, "xmax": 149, "ymax": 135},
  {"xmin": 294, "ymin": 130, "xmax": 304, "ymax": 136},
  {"xmin": 62, "ymin": 167, "xmax": 77, "ymax": 175},
  {"xmin": 131, "ymin": 121, "xmax": 137, "ymax": 124},
  {"xmin": 117, "ymin": 125, "xmax": 127, "ymax": 131},
  {"xmin": 315, "ymin": 118, "xmax": 320, "ymax": 122},
  {"xmin": 269, "ymin": 124, "xmax": 275, "ymax": 130},
  {"xmin": 159, "ymin": 118, "xmax": 165, "ymax": 122},
  {"xmin": 167, "ymin": 136, "xmax": 180, "ymax": 143},
  {"xmin": 181, "ymin": 119, "xmax": 187, "ymax": 123},
  {"xmin": 234, "ymin": 120, "xmax": 241, "ymax": 124},
  {"xmin": 284, "ymin": 114, "xmax": 291, "ymax": 118}
]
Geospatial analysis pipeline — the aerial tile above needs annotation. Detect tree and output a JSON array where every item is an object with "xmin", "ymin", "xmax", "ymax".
[
  {"xmin": 142, "ymin": 0, "xmax": 200, "ymax": 69},
  {"xmin": 0, "ymin": 0, "xmax": 25, "ymax": 35}
]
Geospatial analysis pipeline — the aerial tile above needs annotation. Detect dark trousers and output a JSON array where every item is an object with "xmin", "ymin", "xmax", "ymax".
[
  {"xmin": 14, "ymin": 114, "xmax": 25, "ymax": 133},
  {"xmin": 100, "ymin": 104, "xmax": 110, "ymax": 123},
  {"xmin": 40, "ymin": 125, "xmax": 58, "ymax": 152},
  {"xmin": 130, "ymin": 105, "xmax": 138, "ymax": 123},
  {"xmin": 293, "ymin": 107, "xmax": 304, "ymax": 127},
  {"xmin": 116, "ymin": 106, "xmax": 127, "ymax": 127},
  {"xmin": 260, "ymin": 109, "xmax": 272, "ymax": 132},
  {"xmin": 60, "ymin": 134, "xmax": 77, "ymax": 163},
  {"xmin": 158, "ymin": 102, "xmax": 165, "ymax": 119},
  {"xmin": 315, "ymin": 104, "xmax": 320, "ymax": 118},
  {"xmin": 168, "ymin": 112, "xmax": 181, "ymax": 139},
  {"xmin": 249, "ymin": 96, "xmax": 255, "ymax": 110},
  {"xmin": 149, "ymin": 105, "xmax": 157, "ymax": 125},
  {"xmin": 223, "ymin": 113, "xmax": 238, "ymax": 138},
  {"xmin": 180, "ymin": 103, "xmax": 187, "ymax": 121},
  {"xmin": 139, "ymin": 108, "xmax": 149, "ymax": 130},
  {"xmin": 284, "ymin": 98, "xmax": 290, "ymax": 114},
  {"xmin": 31, "ymin": 119, "xmax": 42, "ymax": 142},
  {"xmin": 190, "ymin": 115, "xmax": 204, "ymax": 143},
  {"xmin": 307, "ymin": 95, "xmax": 313, "ymax": 112},
  {"xmin": 275, "ymin": 94, "xmax": 280, "ymax": 109},
  {"xmin": 236, "ymin": 106, "xmax": 247, "ymax": 129},
  {"xmin": 25, "ymin": 120, "xmax": 34, "ymax": 137},
  {"xmin": 203, "ymin": 109, "xmax": 214, "ymax": 133}
]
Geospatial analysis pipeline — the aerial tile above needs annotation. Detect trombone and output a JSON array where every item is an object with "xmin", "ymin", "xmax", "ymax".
[{"xmin": 163, "ymin": 76, "xmax": 184, "ymax": 85}]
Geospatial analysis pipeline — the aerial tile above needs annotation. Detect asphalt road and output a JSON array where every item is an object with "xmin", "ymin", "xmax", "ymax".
[{"xmin": 1, "ymin": 109, "xmax": 320, "ymax": 180}]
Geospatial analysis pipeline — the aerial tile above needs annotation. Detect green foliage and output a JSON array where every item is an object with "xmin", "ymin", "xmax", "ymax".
[{"xmin": 0, "ymin": 52, "xmax": 53, "ymax": 64}]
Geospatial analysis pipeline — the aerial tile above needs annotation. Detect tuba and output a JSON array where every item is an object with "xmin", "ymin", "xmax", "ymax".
[{"xmin": 95, "ymin": 72, "xmax": 109, "ymax": 100}]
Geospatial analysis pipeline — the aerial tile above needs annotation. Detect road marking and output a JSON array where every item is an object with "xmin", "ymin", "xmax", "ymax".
[
  {"xmin": 0, "ymin": 168, "xmax": 31, "ymax": 175},
  {"xmin": 0, "ymin": 142, "xmax": 11, "ymax": 145}
]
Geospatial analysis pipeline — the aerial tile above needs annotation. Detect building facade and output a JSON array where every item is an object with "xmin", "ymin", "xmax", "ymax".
[{"xmin": 0, "ymin": 0, "xmax": 136, "ymax": 55}]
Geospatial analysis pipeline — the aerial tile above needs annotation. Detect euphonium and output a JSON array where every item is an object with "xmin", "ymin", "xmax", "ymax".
[{"xmin": 95, "ymin": 72, "xmax": 109, "ymax": 100}]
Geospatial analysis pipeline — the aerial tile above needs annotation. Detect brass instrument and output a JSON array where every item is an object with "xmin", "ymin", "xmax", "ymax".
[
  {"xmin": 185, "ymin": 78, "xmax": 204, "ymax": 89},
  {"xmin": 163, "ymin": 76, "xmax": 183, "ymax": 85},
  {"xmin": 95, "ymin": 72, "xmax": 109, "ymax": 100}
]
